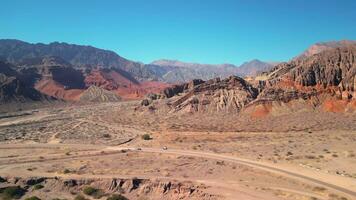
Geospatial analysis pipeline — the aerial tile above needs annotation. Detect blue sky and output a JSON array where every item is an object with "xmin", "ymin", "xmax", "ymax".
[{"xmin": 1, "ymin": 0, "xmax": 355, "ymax": 65}]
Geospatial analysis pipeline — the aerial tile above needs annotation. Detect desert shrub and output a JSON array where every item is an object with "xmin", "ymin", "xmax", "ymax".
[
  {"xmin": 25, "ymin": 196, "xmax": 41, "ymax": 200},
  {"xmin": 33, "ymin": 184, "xmax": 44, "ymax": 190},
  {"xmin": 305, "ymin": 155, "xmax": 316, "ymax": 159},
  {"xmin": 0, "ymin": 186, "xmax": 26, "ymax": 199},
  {"xmin": 107, "ymin": 194, "xmax": 129, "ymax": 200},
  {"xmin": 83, "ymin": 186, "xmax": 96, "ymax": 195},
  {"xmin": 63, "ymin": 169, "xmax": 71, "ymax": 174},
  {"xmin": 74, "ymin": 195, "xmax": 88, "ymax": 200},
  {"xmin": 312, "ymin": 186, "xmax": 326, "ymax": 192},
  {"xmin": 141, "ymin": 134, "xmax": 151, "ymax": 140},
  {"xmin": 82, "ymin": 186, "xmax": 104, "ymax": 198}
]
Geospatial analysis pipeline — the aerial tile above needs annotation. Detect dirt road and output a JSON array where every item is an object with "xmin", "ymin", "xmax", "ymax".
[{"xmin": 106, "ymin": 146, "xmax": 356, "ymax": 198}]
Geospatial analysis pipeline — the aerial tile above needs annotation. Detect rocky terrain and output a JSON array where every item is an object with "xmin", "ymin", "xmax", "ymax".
[
  {"xmin": 162, "ymin": 76, "xmax": 259, "ymax": 113},
  {"xmin": 295, "ymin": 40, "xmax": 356, "ymax": 60},
  {"xmin": 143, "ymin": 43, "xmax": 356, "ymax": 117}
]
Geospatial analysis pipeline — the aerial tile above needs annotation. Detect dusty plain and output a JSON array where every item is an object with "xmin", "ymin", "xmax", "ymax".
[{"xmin": 0, "ymin": 101, "xmax": 355, "ymax": 200}]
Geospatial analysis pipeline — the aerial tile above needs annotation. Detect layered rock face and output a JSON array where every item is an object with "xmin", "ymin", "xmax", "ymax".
[
  {"xmin": 162, "ymin": 76, "xmax": 258, "ymax": 112},
  {"xmin": 162, "ymin": 79, "xmax": 205, "ymax": 98},
  {"xmin": 79, "ymin": 85, "xmax": 121, "ymax": 102},
  {"xmin": 264, "ymin": 44, "xmax": 356, "ymax": 100}
]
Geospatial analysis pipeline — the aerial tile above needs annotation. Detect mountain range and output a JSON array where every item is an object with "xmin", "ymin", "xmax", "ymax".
[
  {"xmin": 0, "ymin": 39, "xmax": 274, "ymax": 82},
  {"xmin": 0, "ymin": 39, "xmax": 355, "ymax": 105}
]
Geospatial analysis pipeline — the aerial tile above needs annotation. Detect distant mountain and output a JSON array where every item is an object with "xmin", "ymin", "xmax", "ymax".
[
  {"xmin": 150, "ymin": 59, "xmax": 273, "ymax": 83},
  {"xmin": 295, "ymin": 40, "xmax": 356, "ymax": 60},
  {"xmin": 0, "ymin": 39, "xmax": 159, "ymax": 81},
  {"xmin": 237, "ymin": 59, "xmax": 275, "ymax": 77}
]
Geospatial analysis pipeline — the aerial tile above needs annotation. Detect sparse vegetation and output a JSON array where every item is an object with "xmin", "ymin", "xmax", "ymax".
[
  {"xmin": 83, "ymin": 186, "xmax": 97, "ymax": 195},
  {"xmin": 63, "ymin": 168, "xmax": 71, "ymax": 174},
  {"xmin": 0, "ymin": 186, "xmax": 26, "ymax": 200},
  {"xmin": 82, "ymin": 186, "xmax": 104, "ymax": 198},
  {"xmin": 305, "ymin": 155, "xmax": 316, "ymax": 159},
  {"xmin": 141, "ymin": 134, "xmax": 151, "ymax": 140},
  {"xmin": 107, "ymin": 194, "xmax": 129, "ymax": 200},
  {"xmin": 312, "ymin": 186, "xmax": 326, "ymax": 192},
  {"xmin": 33, "ymin": 184, "xmax": 44, "ymax": 190}
]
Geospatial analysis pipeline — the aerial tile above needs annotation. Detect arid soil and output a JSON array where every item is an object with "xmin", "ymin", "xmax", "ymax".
[{"xmin": 0, "ymin": 101, "xmax": 355, "ymax": 200}]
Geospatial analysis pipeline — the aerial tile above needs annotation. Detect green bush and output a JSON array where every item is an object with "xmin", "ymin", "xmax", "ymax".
[
  {"xmin": 33, "ymin": 184, "xmax": 44, "ymax": 190},
  {"xmin": 141, "ymin": 134, "xmax": 151, "ymax": 140},
  {"xmin": 63, "ymin": 168, "xmax": 71, "ymax": 174},
  {"xmin": 74, "ymin": 195, "xmax": 88, "ymax": 200},
  {"xmin": 83, "ymin": 186, "xmax": 97, "ymax": 195},
  {"xmin": 107, "ymin": 194, "xmax": 129, "ymax": 200},
  {"xmin": 82, "ymin": 186, "xmax": 104, "ymax": 198},
  {"xmin": 0, "ymin": 186, "xmax": 26, "ymax": 200},
  {"xmin": 25, "ymin": 196, "xmax": 41, "ymax": 200}
]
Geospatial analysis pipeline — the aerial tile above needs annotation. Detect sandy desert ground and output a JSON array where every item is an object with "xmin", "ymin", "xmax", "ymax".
[{"xmin": 0, "ymin": 101, "xmax": 355, "ymax": 200}]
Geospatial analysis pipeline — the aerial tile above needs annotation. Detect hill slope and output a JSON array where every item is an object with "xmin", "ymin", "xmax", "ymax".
[{"xmin": 0, "ymin": 61, "xmax": 50, "ymax": 103}]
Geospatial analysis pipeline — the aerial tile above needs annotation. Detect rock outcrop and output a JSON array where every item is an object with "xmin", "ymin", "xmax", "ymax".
[
  {"xmin": 79, "ymin": 86, "xmax": 121, "ymax": 102},
  {"xmin": 0, "ymin": 176, "xmax": 219, "ymax": 200},
  {"xmin": 264, "ymin": 44, "xmax": 356, "ymax": 100},
  {"xmin": 167, "ymin": 76, "xmax": 258, "ymax": 113}
]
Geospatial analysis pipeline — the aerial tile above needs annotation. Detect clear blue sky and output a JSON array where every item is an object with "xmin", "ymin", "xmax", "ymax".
[{"xmin": 1, "ymin": 0, "xmax": 355, "ymax": 65}]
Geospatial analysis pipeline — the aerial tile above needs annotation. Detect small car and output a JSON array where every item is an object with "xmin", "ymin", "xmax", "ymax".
[
  {"xmin": 162, "ymin": 146, "xmax": 168, "ymax": 150},
  {"xmin": 136, "ymin": 147, "xmax": 142, "ymax": 151}
]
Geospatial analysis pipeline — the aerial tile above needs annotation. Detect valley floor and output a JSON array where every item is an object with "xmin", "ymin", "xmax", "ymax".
[{"xmin": 0, "ymin": 101, "xmax": 355, "ymax": 200}]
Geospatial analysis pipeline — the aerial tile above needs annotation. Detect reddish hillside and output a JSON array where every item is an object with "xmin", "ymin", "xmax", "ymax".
[
  {"xmin": 85, "ymin": 69, "xmax": 170, "ymax": 100},
  {"xmin": 35, "ymin": 78, "xmax": 84, "ymax": 101},
  {"xmin": 116, "ymin": 81, "xmax": 170, "ymax": 100}
]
